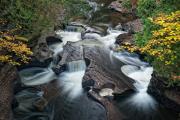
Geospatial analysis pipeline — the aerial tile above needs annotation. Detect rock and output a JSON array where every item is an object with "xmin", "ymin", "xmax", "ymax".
[
  {"xmin": 46, "ymin": 36, "xmax": 62, "ymax": 45},
  {"xmin": 116, "ymin": 33, "xmax": 134, "ymax": 45},
  {"xmin": 0, "ymin": 64, "xmax": 18, "ymax": 120},
  {"xmin": 52, "ymin": 42, "xmax": 84, "ymax": 74},
  {"xmin": 148, "ymin": 73, "xmax": 180, "ymax": 112},
  {"xmin": 108, "ymin": 0, "xmax": 130, "ymax": 14},
  {"xmin": 122, "ymin": 19, "xmax": 143, "ymax": 33},
  {"xmin": 83, "ymin": 46, "xmax": 135, "ymax": 94},
  {"xmin": 29, "ymin": 30, "xmax": 58, "ymax": 67},
  {"xmin": 52, "ymin": 64, "xmax": 67, "ymax": 75},
  {"xmin": 18, "ymin": 57, "xmax": 53, "ymax": 70},
  {"xmin": 88, "ymin": 90, "xmax": 124, "ymax": 120},
  {"xmin": 51, "ymin": 42, "xmax": 135, "ymax": 120},
  {"xmin": 33, "ymin": 42, "xmax": 54, "ymax": 62},
  {"xmin": 33, "ymin": 97, "xmax": 48, "ymax": 111},
  {"xmin": 53, "ymin": 42, "xmax": 135, "ymax": 93},
  {"xmin": 52, "ymin": 92, "xmax": 108, "ymax": 120},
  {"xmin": 82, "ymin": 79, "xmax": 95, "ymax": 91}
]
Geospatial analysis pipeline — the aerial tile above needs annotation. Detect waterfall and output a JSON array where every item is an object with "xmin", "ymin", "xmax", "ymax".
[
  {"xmin": 49, "ymin": 42, "xmax": 63, "ymax": 56},
  {"xmin": 66, "ymin": 60, "xmax": 86, "ymax": 72},
  {"xmin": 65, "ymin": 26, "xmax": 78, "ymax": 32},
  {"xmin": 58, "ymin": 60, "xmax": 86, "ymax": 99}
]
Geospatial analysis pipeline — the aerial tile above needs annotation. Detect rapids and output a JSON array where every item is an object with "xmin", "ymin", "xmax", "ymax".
[{"xmin": 15, "ymin": 0, "xmax": 179, "ymax": 120}]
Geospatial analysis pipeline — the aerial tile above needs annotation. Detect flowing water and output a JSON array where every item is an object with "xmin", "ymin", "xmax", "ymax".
[{"xmin": 15, "ymin": 0, "xmax": 179, "ymax": 120}]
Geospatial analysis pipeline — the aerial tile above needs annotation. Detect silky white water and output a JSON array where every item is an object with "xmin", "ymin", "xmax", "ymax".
[
  {"xmin": 99, "ymin": 28, "xmax": 126, "ymax": 47},
  {"xmin": 56, "ymin": 30, "xmax": 82, "ymax": 45},
  {"xmin": 58, "ymin": 60, "xmax": 86, "ymax": 99},
  {"xmin": 19, "ymin": 67, "xmax": 56, "ymax": 86},
  {"xmin": 49, "ymin": 42, "xmax": 63, "ymax": 56},
  {"xmin": 113, "ymin": 51, "xmax": 149, "ymax": 66}
]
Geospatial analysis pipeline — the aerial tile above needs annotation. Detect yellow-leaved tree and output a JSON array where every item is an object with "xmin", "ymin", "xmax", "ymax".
[{"xmin": 0, "ymin": 19, "xmax": 32, "ymax": 65}]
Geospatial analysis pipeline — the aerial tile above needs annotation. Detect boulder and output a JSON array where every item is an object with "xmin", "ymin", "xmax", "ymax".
[
  {"xmin": 52, "ymin": 42, "xmax": 84, "ymax": 74},
  {"xmin": 88, "ymin": 90, "xmax": 124, "ymax": 120},
  {"xmin": 108, "ymin": 0, "xmax": 130, "ymax": 14},
  {"xmin": 33, "ymin": 42, "xmax": 54, "ymax": 62},
  {"xmin": 116, "ymin": 33, "xmax": 134, "ymax": 45},
  {"xmin": 122, "ymin": 19, "xmax": 143, "ymax": 33},
  {"xmin": 82, "ymin": 46, "xmax": 135, "ymax": 94}
]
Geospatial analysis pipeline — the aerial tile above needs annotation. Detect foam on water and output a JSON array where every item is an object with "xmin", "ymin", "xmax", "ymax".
[
  {"xmin": 82, "ymin": 33, "xmax": 101, "ymax": 40},
  {"xmin": 49, "ymin": 42, "xmax": 63, "ymax": 56},
  {"xmin": 57, "ymin": 60, "xmax": 86, "ymax": 99},
  {"xmin": 58, "ymin": 70, "xmax": 85, "ymax": 99},
  {"xmin": 99, "ymin": 28, "xmax": 126, "ymax": 47},
  {"xmin": 121, "ymin": 65, "xmax": 153, "ymax": 90},
  {"xmin": 56, "ymin": 30, "xmax": 82, "ymax": 45},
  {"xmin": 113, "ymin": 51, "xmax": 149, "ymax": 66}
]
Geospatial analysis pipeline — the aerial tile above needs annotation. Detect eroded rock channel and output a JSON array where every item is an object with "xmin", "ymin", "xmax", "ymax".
[{"xmin": 13, "ymin": 1, "xmax": 179, "ymax": 120}]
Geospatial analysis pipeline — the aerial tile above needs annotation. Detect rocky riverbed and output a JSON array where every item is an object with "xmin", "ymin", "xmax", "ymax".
[{"xmin": 0, "ymin": 0, "xmax": 179, "ymax": 120}]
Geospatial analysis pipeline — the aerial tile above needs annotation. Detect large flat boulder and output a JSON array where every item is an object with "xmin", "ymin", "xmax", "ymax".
[{"xmin": 83, "ymin": 46, "xmax": 135, "ymax": 94}]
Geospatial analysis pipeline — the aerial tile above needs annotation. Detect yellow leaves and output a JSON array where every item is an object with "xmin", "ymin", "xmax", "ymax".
[
  {"xmin": 120, "ymin": 11, "xmax": 180, "ymax": 80},
  {"xmin": 0, "ymin": 20, "xmax": 32, "ymax": 65}
]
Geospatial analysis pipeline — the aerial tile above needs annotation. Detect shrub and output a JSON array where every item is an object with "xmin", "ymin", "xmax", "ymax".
[
  {"xmin": 0, "ymin": 19, "xmax": 32, "ymax": 65},
  {"xmin": 121, "ymin": 11, "xmax": 180, "ymax": 83}
]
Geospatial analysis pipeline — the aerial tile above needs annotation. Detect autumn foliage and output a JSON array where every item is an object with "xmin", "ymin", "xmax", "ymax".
[
  {"xmin": 0, "ymin": 20, "xmax": 32, "ymax": 65},
  {"xmin": 120, "ymin": 11, "xmax": 180, "ymax": 81}
]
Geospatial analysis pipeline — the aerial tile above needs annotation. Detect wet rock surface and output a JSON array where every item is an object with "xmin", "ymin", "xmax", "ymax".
[
  {"xmin": 9, "ymin": 1, "xmax": 179, "ymax": 120},
  {"xmin": 83, "ymin": 46, "xmax": 135, "ymax": 94},
  {"xmin": 0, "ymin": 64, "xmax": 18, "ymax": 120},
  {"xmin": 52, "ymin": 93, "xmax": 107, "ymax": 120},
  {"xmin": 108, "ymin": 0, "xmax": 129, "ymax": 14},
  {"xmin": 121, "ymin": 19, "xmax": 143, "ymax": 33},
  {"xmin": 50, "ymin": 42, "xmax": 135, "ymax": 120},
  {"xmin": 53, "ymin": 42, "xmax": 135, "ymax": 94},
  {"xmin": 148, "ymin": 73, "xmax": 180, "ymax": 112},
  {"xmin": 52, "ymin": 42, "xmax": 84, "ymax": 74},
  {"xmin": 116, "ymin": 33, "xmax": 134, "ymax": 44}
]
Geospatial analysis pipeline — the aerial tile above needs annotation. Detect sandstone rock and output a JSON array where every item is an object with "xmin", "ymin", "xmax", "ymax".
[
  {"xmin": 83, "ymin": 46, "xmax": 135, "ymax": 94},
  {"xmin": 46, "ymin": 36, "xmax": 62, "ymax": 45},
  {"xmin": 52, "ymin": 42, "xmax": 84, "ymax": 74},
  {"xmin": 51, "ymin": 42, "xmax": 135, "ymax": 120},
  {"xmin": 122, "ymin": 19, "xmax": 143, "ymax": 33},
  {"xmin": 0, "ymin": 64, "xmax": 18, "ymax": 120},
  {"xmin": 148, "ymin": 73, "xmax": 180, "ymax": 112},
  {"xmin": 116, "ymin": 33, "xmax": 134, "ymax": 45},
  {"xmin": 33, "ymin": 42, "xmax": 54, "ymax": 62},
  {"xmin": 88, "ymin": 90, "xmax": 124, "ymax": 120},
  {"xmin": 108, "ymin": 0, "xmax": 130, "ymax": 14}
]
